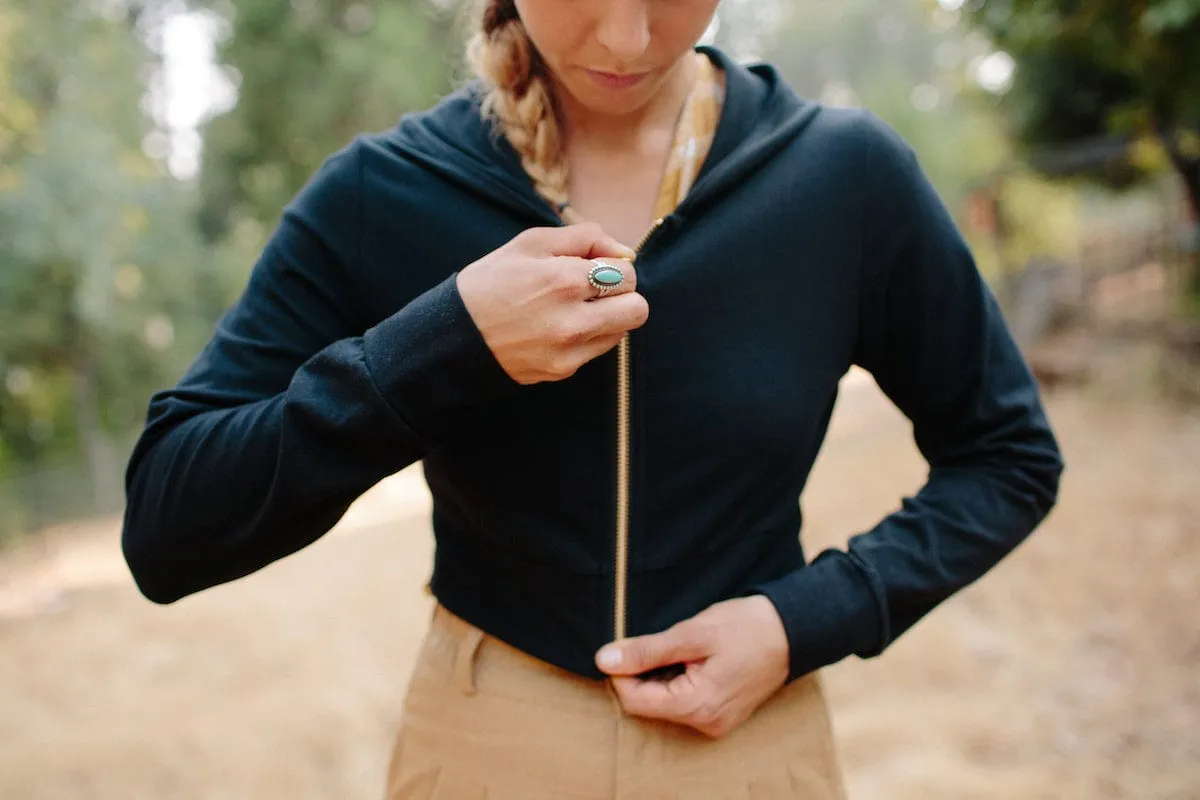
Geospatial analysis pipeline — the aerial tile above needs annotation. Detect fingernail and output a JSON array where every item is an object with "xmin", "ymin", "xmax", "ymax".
[
  {"xmin": 597, "ymin": 645, "xmax": 622, "ymax": 670},
  {"xmin": 617, "ymin": 245, "xmax": 636, "ymax": 259}
]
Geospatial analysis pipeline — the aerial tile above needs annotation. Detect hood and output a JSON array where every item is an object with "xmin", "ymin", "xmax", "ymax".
[{"xmin": 380, "ymin": 45, "xmax": 824, "ymax": 226}]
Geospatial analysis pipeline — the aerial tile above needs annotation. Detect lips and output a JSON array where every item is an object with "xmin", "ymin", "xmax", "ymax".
[{"xmin": 584, "ymin": 69, "xmax": 651, "ymax": 90}]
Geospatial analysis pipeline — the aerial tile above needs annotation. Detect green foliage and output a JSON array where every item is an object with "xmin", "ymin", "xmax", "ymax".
[
  {"xmin": 760, "ymin": 0, "xmax": 1087, "ymax": 289},
  {"xmin": 194, "ymin": 0, "xmax": 461, "ymax": 241},
  {"xmin": 0, "ymin": 0, "xmax": 221, "ymax": 473},
  {"xmin": 0, "ymin": 0, "xmax": 465, "ymax": 535},
  {"xmin": 2, "ymin": 0, "xmax": 1190, "ymax": 537},
  {"xmin": 765, "ymin": 0, "xmax": 1010, "ymax": 208},
  {"xmin": 968, "ymin": 0, "xmax": 1200, "ymax": 216}
]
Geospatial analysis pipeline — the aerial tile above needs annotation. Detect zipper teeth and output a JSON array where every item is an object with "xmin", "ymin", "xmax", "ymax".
[
  {"xmin": 634, "ymin": 218, "xmax": 664, "ymax": 253},
  {"xmin": 614, "ymin": 218, "xmax": 664, "ymax": 644},
  {"xmin": 614, "ymin": 336, "xmax": 631, "ymax": 642}
]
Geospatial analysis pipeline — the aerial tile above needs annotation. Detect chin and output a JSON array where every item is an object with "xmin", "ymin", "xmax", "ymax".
[{"xmin": 561, "ymin": 74, "xmax": 663, "ymax": 116}]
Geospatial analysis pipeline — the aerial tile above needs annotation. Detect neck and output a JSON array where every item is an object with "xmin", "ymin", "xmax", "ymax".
[{"xmin": 556, "ymin": 53, "xmax": 699, "ymax": 154}]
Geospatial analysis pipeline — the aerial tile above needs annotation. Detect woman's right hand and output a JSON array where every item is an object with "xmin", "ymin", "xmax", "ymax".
[{"xmin": 456, "ymin": 223, "xmax": 649, "ymax": 385}]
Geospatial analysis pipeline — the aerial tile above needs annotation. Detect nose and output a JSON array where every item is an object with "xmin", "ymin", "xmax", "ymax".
[{"xmin": 594, "ymin": 0, "xmax": 651, "ymax": 63}]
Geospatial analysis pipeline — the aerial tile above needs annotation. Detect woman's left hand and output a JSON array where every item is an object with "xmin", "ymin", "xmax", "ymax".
[{"xmin": 594, "ymin": 595, "xmax": 790, "ymax": 738}]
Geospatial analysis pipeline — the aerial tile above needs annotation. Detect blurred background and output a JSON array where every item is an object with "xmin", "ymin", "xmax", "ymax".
[{"xmin": 0, "ymin": 0, "xmax": 1198, "ymax": 797}]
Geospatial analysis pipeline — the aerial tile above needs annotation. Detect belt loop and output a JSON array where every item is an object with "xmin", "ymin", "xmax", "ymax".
[{"xmin": 453, "ymin": 625, "xmax": 485, "ymax": 696}]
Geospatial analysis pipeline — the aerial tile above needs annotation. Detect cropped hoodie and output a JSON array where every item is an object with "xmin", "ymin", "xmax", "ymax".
[{"xmin": 122, "ymin": 47, "xmax": 1063, "ymax": 682}]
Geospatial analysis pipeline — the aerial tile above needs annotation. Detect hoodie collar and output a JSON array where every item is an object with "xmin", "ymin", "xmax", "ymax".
[{"xmin": 384, "ymin": 45, "xmax": 819, "ymax": 225}]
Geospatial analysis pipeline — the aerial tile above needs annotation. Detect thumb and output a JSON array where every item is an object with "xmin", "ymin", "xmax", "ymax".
[{"xmin": 595, "ymin": 623, "xmax": 712, "ymax": 677}]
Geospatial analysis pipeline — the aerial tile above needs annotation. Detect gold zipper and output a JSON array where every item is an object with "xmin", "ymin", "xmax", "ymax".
[{"xmin": 613, "ymin": 217, "xmax": 665, "ymax": 643}]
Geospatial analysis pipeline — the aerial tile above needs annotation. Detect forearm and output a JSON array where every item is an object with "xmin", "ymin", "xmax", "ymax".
[
  {"xmin": 122, "ymin": 274, "xmax": 520, "ymax": 603},
  {"xmin": 753, "ymin": 431, "xmax": 1061, "ymax": 682},
  {"xmin": 751, "ymin": 111, "xmax": 1064, "ymax": 681},
  {"xmin": 122, "ymin": 340, "xmax": 422, "ymax": 602}
]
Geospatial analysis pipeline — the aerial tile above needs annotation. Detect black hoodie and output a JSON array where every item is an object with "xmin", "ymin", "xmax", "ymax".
[{"xmin": 122, "ymin": 47, "xmax": 1063, "ymax": 682}]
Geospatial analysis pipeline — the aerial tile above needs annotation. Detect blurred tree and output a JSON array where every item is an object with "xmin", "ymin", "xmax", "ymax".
[
  {"xmin": 757, "ymin": 0, "xmax": 1086, "ymax": 300},
  {"xmin": 0, "ymin": 0, "xmax": 220, "ymax": 518},
  {"xmin": 192, "ymin": 0, "xmax": 461, "ymax": 242},
  {"xmin": 968, "ymin": 0, "xmax": 1200, "ymax": 230},
  {"xmin": 764, "ymin": 0, "xmax": 1009, "ymax": 204}
]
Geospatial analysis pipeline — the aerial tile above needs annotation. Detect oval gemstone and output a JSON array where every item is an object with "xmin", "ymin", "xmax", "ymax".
[{"xmin": 592, "ymin": 267, "xmax": 623, "ymax": 286}]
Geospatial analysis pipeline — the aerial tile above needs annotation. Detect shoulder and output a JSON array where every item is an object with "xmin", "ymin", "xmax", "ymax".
[
  {"xmin": 712, "ymin": 49, "xmax": 908, "ymax": 170},
  {"xmin": 366, "ymin": 81, "xmax": 491, "ymax": 160},
  {"xmin": 739, "ymin": 66, "xmax": 917, "ymax": 181},
  {"xmin": 783, "ymin": 105, "xmax": 929, "ymax": 210},
  {"xmin": 283, "ymin": 137, "xmax": 364, "ymax": 237},
  {"xmin": 289, "ymin": 83, "xmax": 486, "ymax": 214},
  {"xmin": 802, "ymin": 105, "xmax": 918, "ymax": 173}
]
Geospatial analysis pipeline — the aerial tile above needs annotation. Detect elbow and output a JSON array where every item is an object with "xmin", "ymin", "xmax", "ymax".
[
  {"xmin": 128, "ymin": 572, "xmax": 188, "ymax": 606},
  {"xmin": 1033, "ymin": 424, "xmax": 1066, "ymax": 517},
  {"xmin": 1047, "ymin": 447, "xmax": 1065, "ymax": 508},
  {"xmin": 998, "ymin": 403, "xmax": 1066, "ymax": 521},
  {"xmin": 949, "ymin": 423, "xmax": 1065, "ymax": 528},
  {"xmin": 121, "ymin": 513, "xmax": 190, "ymax": 606},
  {"xmin": 122, "ymin": 555, "xmax": 183, "ymax": 606},
  {"xmin": 120, "ymin": 406, "xmax": 233, "ymax": 605},
  {"xmin": 1008, "ymin": 429, "xmax": 1064, "ymax": 529},
  {"xmin": 121, "ymin": 459, "xmax": 195, "ymax": 605}
]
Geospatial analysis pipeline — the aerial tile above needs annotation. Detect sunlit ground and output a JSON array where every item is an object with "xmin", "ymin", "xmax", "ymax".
[{"xmin": 1, "ymin": 369, "xmax": 1198, "ymax": 799}]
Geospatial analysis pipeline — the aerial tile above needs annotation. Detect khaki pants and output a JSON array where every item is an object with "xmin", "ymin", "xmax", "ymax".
[{"xmin": 386, "ymin": 605, "xmax": 848, "ymax": 799}]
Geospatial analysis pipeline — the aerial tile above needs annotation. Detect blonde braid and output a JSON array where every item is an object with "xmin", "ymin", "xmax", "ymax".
[{"xmin": 468, "ymin": 0, "xmax": 581, "ymax": 221}]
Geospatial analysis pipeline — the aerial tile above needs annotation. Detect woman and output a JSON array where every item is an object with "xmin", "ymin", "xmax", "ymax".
[{"xmin": 121, "ymin": 0, "xmax": 1064, "ymax": 796}]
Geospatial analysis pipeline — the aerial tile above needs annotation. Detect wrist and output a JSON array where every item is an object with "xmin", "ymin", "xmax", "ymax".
[{"xmin": 742, "ymin": 593, "xmax": 789, "ymax": 683}]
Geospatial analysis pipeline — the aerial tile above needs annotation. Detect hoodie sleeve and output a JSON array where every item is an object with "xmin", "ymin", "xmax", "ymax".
[
  {"xmin": 122, "ymin": 139, "xmax": 520, "ymax": 604},
  {"xmin": 747, "ymin": 113, "xmax": 1064, "ymax": 682}
]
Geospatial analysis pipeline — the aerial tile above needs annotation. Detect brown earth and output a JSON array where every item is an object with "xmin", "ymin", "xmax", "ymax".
[{"xmin": 1, "ymin": 373, "xmax": 1198, "ymax": 799}]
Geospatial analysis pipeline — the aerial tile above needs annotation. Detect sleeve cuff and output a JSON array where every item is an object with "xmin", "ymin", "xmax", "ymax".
[
  {"xmin": 744, "ymin": 550, "xmax": 885, "ymax": 682},
  {"xmin": 362, "ymin": 272, "xmax": 521, "ymax": 441}
]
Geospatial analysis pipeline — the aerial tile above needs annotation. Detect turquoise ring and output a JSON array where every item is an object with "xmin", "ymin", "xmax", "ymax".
[{"xmin": 587, "ymin": 260, "xmax": 626, "ymax": 299}]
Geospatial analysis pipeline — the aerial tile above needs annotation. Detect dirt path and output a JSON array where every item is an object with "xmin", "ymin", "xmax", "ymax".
[{"xmin": 1, "ymin": 377, "xmax": 1198, "ymax": 799}]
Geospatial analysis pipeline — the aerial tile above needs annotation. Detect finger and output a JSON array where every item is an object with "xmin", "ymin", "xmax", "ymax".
[
  {"xmin": 585, "ymin": 257, "xmax": 638, "ymax": 300},
  {"xmin": 585, "ymin": 234, "xmax": 639, "ymax": 261},
  {"xmin": 544, "ymin": 256, "xmax": 637, "ymax": 303},
  {"xmin": 575, "ymin": 292, "xmax": 650, "ymax": 340},
  {"xmin": 570, "ymin": 332, "xmax": 625, "ymax": 365},
  {"xmin": 551, "ymin": 256, "xmax": 637, "ymax": 302},
  {"xmin": 520, "ymin": 223, "xmax": 636, "ymax": 260},
  {"xmin": 595, "ymin": 621, "xmax": 712, "ymax": 677},
  {"xmin": 610, "ymin": 670, "xmax": 702, "ymax": 724}
]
